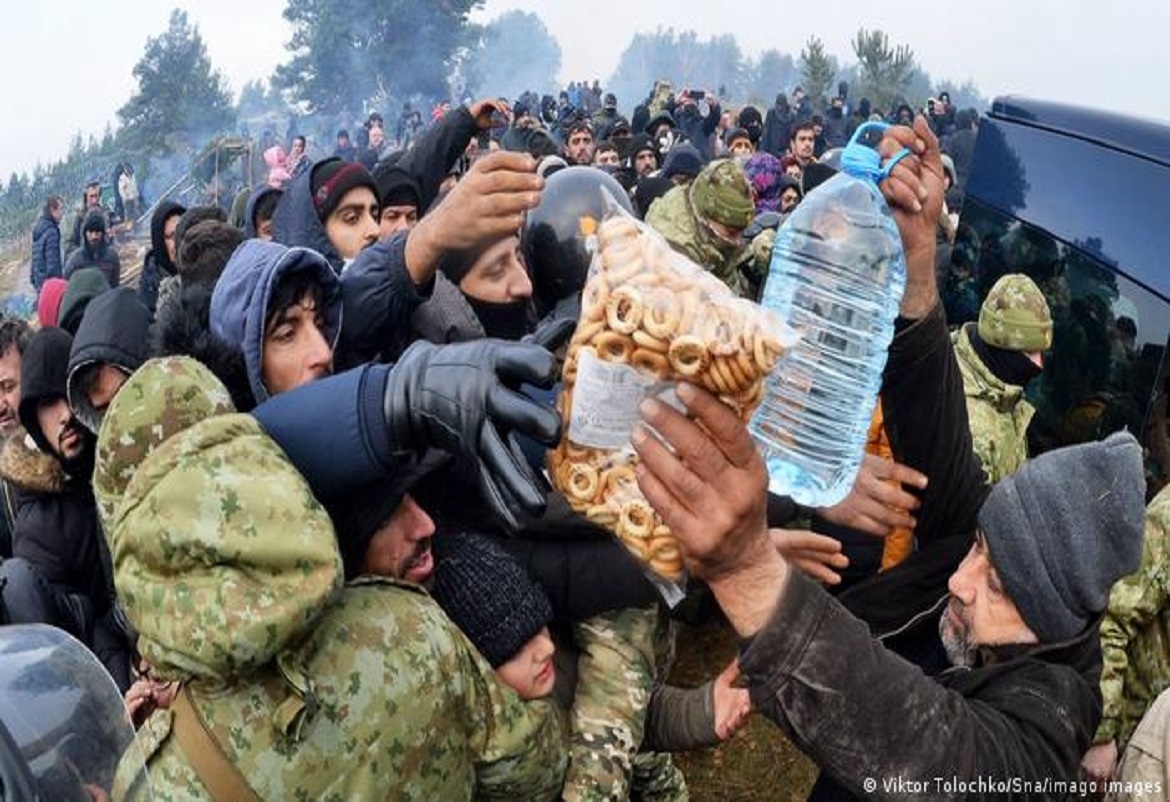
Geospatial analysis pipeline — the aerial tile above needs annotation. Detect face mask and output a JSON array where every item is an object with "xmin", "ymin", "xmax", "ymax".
[{"xmin": 464, "ymin": 294, "xmax": 534, "ymax": 341}]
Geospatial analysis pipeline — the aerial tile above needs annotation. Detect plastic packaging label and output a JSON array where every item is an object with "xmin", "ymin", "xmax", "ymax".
[{"xmin": 569, "ymin": 349, "xmax": 686, "ymax": 451}]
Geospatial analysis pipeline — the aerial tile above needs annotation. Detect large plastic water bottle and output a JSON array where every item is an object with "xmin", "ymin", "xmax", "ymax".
[{"xmin": 750, "ymin": 122, "xmax": 908, "ymax": 507}]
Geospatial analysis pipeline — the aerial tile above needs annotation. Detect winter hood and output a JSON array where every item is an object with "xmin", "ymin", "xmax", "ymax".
[
  {"xmin": 209, "ymin": 239, "xmax": 342, "ymax": 405},
  {"xmin": 66, "ymin": 287, "xmax": 152, "ymax": 434},
  {"xmin": 270, "ymin": 160, "xmax": 343, "ymax": 272},
  {"xmin": 94, "ymin": 357, "xmax": 343, "ymax": 680}
]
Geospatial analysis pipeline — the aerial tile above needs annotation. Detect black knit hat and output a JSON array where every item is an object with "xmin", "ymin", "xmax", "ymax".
[
  {"xmin": 430, "ymin": 532, "xmax": 553, "ymax": 668},
  {"xmin": 310, "ymin": 158, "xmax": 377, "ymax": 222},
  {"xmin": 977, "ymin": 430, "xmax": 1145, "ymax": 642},
  {"xmin": 371, "ymin": 162, "xmax": 421, "ymax": 209}
]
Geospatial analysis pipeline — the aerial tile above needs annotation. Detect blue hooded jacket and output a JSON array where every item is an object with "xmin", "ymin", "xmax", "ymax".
[
  {"xmin": 243, "ymin": 186, "xmax": 282, "ymax": 239},
  {"xmin": 269, "ymin": 159, "xmax": 345, "ymax": 272},
  {"xmin": 209, "ymin": 240, "xmax": 342, "ymax": 404}
]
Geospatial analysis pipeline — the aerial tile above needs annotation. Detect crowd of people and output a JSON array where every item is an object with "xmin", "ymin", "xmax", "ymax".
[{"xmin": 3, "ymin": 78, "xmax": 1168, "ymax": 801}]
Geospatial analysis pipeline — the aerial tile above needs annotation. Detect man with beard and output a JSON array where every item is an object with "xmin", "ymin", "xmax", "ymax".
[
  {"xmin": 0, "ymin": 317, "xmax": 29, "ymax": 557},
  {"xmin": 0, "ymin": 327, "xmax": 131, "ymax": 691},
  {"xmin": 561, "ymin": 119, "xmax": 596, "ymax": 166},
  {"xmin": 64, "ymin": 208, "xmax": 121, "ymax": 287},
  {"xmin": 633, "ymin": 116, "xmax": 1147, "ymax": 798}
]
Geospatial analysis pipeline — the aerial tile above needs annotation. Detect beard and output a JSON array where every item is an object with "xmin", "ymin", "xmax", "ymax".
[{"xmin": 939, "ymin": 599, "xmax": 978, "ymax": 668}]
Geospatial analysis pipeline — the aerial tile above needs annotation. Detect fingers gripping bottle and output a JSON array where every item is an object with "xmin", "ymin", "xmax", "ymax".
[{"xmin": 750, "ymin": 122, "xmax": 909, "ymax": 507}]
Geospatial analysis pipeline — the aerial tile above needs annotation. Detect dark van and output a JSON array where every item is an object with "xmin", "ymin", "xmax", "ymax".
[{"xmin": 942, "ymin": 95, "xmax": 1170, "ymax": 495}]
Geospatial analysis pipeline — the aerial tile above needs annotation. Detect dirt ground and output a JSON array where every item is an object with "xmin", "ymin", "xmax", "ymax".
[{"xmin": 669, "ymin": 612, "xmax": 818, "ymax": 801}]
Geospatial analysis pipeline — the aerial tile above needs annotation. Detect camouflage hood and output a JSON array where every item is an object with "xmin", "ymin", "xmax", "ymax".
[
  {"xmin": 645, "ymin": 185, "xmax": 748, "ymax": 296},
  {"xmin": 95, "ymin": 357, "xmax": 343, "ymax": 681}
]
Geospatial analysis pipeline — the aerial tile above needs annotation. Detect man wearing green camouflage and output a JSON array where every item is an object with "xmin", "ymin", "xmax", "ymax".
[
  {"xmin": 951, "ymin": 273, "xmax": 1053, "ymax": 483},
  {"xmin": 1082, "ymin": 483, "xmax": 1170, "ymax": 788},
  {"xmin": 646, "ymin": 158, "xmax": 756, "ymax": 298},
  {"xmin": 98, "ymin": 357, "xmax": 568, "ymax": 800}
]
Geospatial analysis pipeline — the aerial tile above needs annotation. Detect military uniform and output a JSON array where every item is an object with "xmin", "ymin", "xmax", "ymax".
[
  {"xmin": 563, "ymin": 605, "xmax": 687, "ymax": 802},
  {"xmin": 951, "ymin": 325, "xmax": 1036, "ymax": 483},
  {"xmin": 646, "ymin": 159, "xmax": 755, "ymax": 298},
  {"xmin": 98, "ymin": 358, "xmax": 567, "ymax": 800},
  {"xmin": 1096, "ymin": 484, "xmax": 1170, "ymax": 750},
  {"xmin": 952, "ymin": 274, "xmax": 1053, "ymax": 484}
]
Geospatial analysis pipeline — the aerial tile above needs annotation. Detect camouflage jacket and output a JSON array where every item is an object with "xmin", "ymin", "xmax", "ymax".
[
  {"xmin": 1096, "ymin": 484, "xmax": 1170, "ymax": 747},
  {"xmin": 98, "ymin": 358, "xmax": 567, "ymax": 801},
  {"xmin": 951, "ymin": 323, "xmax": 1034, "ymax": 483},
  {"xmin": 645, "ymin": 185, "xmax": 749, "ymax": 298}
]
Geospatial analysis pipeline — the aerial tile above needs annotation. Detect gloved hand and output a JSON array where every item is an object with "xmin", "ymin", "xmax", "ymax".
[
  {"xmin": 523, "ymin": 315, "xmax": 576, "ymax": 353},
  {"xmin": 385, "ymin": 339, "xmax": 562, "ymax": 530}
]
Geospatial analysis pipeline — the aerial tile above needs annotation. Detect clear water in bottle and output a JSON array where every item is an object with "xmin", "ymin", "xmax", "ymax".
[{"xmin": 750, "ymin": 125, "xmax": 907, "ymax": 507}]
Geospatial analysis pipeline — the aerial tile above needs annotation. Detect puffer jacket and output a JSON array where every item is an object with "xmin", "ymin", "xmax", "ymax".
[{"xmin": 31, "ymin": 212, "xmax": 62, "ymax": 289}]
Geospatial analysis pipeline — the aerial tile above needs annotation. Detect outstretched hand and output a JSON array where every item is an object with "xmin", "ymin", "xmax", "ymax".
[
  {"xmin": 816, "ymin": 452, "xmax": 927, "ymax": 538},
  {"xmin": 712, "ymin": 659, "xmax": 752, "ymax": 740},
  {"xmin": 633, "ymin": 383, "xmax": 785, "ymax": 636},
  {"xmin": 770, "ymin": 528, "xmax": 849, "ymax": 585}
]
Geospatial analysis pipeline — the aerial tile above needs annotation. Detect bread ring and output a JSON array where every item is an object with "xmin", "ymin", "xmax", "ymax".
[
  {"xmin": 677, "ymin": 290, "xmax": 699, "ymax": 335},
  {"xmin": 586, "ymin": 504, "xmax": 619, "ymax": 526},
  {"xmin": 620, "ymin": 535, "xmax": 650, "ymax": 562},
  {"xmin": 717, "ymin": 355, "xmax": 752, "ymax": 394},
  {"xmin": 632, "ymin": 330, "xmax": 670, "ymax": 354},
  {"xmin": 735, "ymin": 347, "xmax": 759, "ymax": 383},
  {"xmin": 566, "ymin": 463, "xmax": 601, "ymax": 502},
  {"xmin": 598, "ymin": 217, "xmax": 640, "ymax": 249},
  {"xmin": 618, "ymin": 499, "xmax": 655, "ymax": 540},
  {"xmin": 653, "ymin": 525, "xmax": 672, "ymax": 538},
  {"xmin": 571, "ymin": 320, "xmax": 606, "ymax": 349},
  {"xmin": 650, "ymin": 533, "xmax": 683, "ymax": 578},
  {"xmin": 753, "ymin": 328, "xmax": 784, "ymax": 374},
  {"xmin": 643, "ymin": 289, "xmax": 682, "ymax": 340},
  {"xmin": 667, "ymin": 335, "xmax": 710, "ymax": 377},
  {"xmin": 703, "ymin": 362, "xmax": 732, "ymax": 395},
  {"xmin": 594, "ymin": 332, "xmax": 633, "ymax": 364},
  {"xmin": 603, "ymin": 465, "xmax": 639, "ymax": 499},
  {"xmin": 701, "ymin": 307, "xmax": 743, "ymax": 357},
  {"xmin": 606, "ymin": 254, "xmax": 645, "ymax": 285},
  {"xmin": 606, "ymin": 286, "xmax": 644, "ymax": 334},
  {"xmin": 581, "ymin": 281, "xmax": 610, "ymax": 322},
  {"xmin": 631, "ymin": 348, "xmax": 670, "ymax": 380}
]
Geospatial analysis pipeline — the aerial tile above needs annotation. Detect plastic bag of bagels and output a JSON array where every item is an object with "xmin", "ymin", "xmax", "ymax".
[{"xmin": 547, "ymin": 195, "xmax": 797, "ymax": 604}]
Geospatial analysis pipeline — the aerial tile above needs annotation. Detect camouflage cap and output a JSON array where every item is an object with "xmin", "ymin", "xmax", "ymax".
[
  {"xmin": 978, "ymin": 273, "xmax": 1053, "ymax": 352},
  {"xmin": 688, "ymin": 159, "xmax": 755, "ymax": 231}
]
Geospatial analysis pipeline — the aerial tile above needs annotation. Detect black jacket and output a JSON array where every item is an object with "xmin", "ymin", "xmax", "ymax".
[
  {"xmin": 834, "ymin": 303, "xmax": 987, "ymax": 652},
  {"xmin": 65, "ymin": 211, "xmax": 120, "ymax": 288},
  {"xmin": 31, "ymin": 212, "xmax": 62, "ymax": 290},
  {"xmin": 393, "ymin": 105, "xmax": 478, "ymax": 214},
  {"xmin": 743, "ymin": 570, "xmax": 1102, "ymax": 800},
  {"xmin": 0, "ymin": 431, "xmax": 108, "ymax": 613}
]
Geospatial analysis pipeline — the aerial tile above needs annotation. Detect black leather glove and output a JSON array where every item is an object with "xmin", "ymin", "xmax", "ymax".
[
  {"xmin": 523, "ymin": 315, "xmax": 576, "ymax": 353},
  {"xmin": 385, "ymin": 339, "xmax": 562, "ymax": 530}
]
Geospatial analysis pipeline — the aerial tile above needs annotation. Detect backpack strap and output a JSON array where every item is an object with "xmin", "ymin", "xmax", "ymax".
[{"xmin": 171, "ymin": 685, "xmax": 262, "ymax": 802}]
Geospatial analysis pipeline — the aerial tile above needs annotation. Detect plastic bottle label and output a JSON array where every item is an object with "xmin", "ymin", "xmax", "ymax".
[{"xmin": 569, "ymin": 348, "xmax": 681, "ymax": 450}]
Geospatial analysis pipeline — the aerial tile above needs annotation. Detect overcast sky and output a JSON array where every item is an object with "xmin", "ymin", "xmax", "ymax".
[{"xmin": 3, "ymin": 0, "xmax": 1168, "ymax": 180}]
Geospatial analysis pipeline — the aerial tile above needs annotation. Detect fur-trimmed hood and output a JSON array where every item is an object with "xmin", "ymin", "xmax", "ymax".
[{"xmin": 0, "ymin": 428, "xmax": 68, "ymax": 495}]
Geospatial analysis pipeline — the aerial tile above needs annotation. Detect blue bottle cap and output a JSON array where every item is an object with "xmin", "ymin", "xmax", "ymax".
[{"xmin": 839, "ymin": 121, "xmax": 910, "ymax": 184}]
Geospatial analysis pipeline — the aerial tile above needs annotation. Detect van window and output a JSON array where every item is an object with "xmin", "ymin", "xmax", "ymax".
[{"xmin": 946, "ymin": 198, "xmax": 1169, "ymax": 496}]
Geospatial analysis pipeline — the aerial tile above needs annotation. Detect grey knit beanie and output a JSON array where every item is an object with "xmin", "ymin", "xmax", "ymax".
[{"xmin": 978, "ymin": 430, "xmax": 1146, "ymax": 642}]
